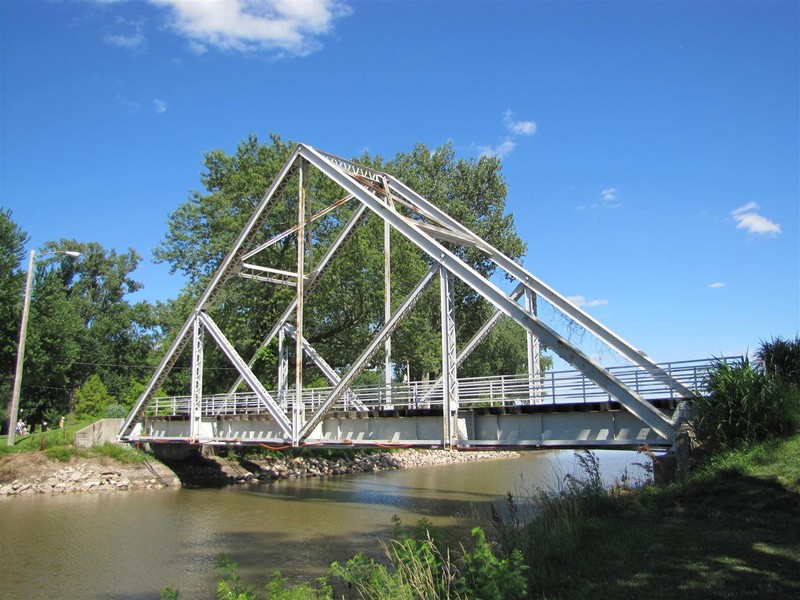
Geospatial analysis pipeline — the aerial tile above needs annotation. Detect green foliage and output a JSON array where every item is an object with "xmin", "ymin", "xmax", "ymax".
[
  {"xmin": 44, "ymin": 445, "xmax": 80, "ymax": 462},
  {"xmin": 213, "ymin": 555, "xmax": 332, "ymax": 600},
  {"xmin": 160, "ymin": 587, "xmax": 180, "ymax": 600},
  {"xmin": 264, "ymin": 572, "xmax": 332, "ymax": 600},
  {"xmin": 692, "ymin": 356, "xmax": 800, "ymax": 452},
  {"xmin": 488, "ymin": 450, "xmax": 617, "ymax": 597},
  {"xmin": 457, "ymin": 527, "xmax": 527, "ymax": 600},
  {"xmin": 154, "ymin": 135, "xmax": 529, "ymax": 393},
  {"xmin": 91, "ymin": 442, "xmax": 147, "ymax": 464},
  {"xmin": 74, "ymin": 374, "xmax": 116, "ymax": 418},
  {"xmin": 757, "ymin": 335, "xmax": 800, "ymax": 386},
  {"xmin": 332, "ymin": 518, "xmax": 526, "ymax": 600},
  {"xmin": 105, "ymin": 403, "xmax": 128, "ymax": 419},
  {"xmin": 11, "ymin": 240, "xmax": 159, "ymax": 425},
  {"xmin": 216, "ymin": 554, "xmax": 259, "ymax": 600},
  {"xmin": 0, "ymin": 208, "xmax": 29, "ymax": 420}
]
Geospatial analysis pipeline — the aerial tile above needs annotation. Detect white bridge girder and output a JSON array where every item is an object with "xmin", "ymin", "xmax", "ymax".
[{"xmin": 120, "ymin": 144, "xmax": 698, "ymax": 448}]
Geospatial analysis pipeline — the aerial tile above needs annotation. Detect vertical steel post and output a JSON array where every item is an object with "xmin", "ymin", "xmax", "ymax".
[
  {"xmin": 439, "ymin": 267, "xmax": 458, "ymax": 447},
  {"xmin": 525, "ymin": 287, "xmax": 542, "ymax": 404},
  {"xmin": 384, "ymin": 219, "xmax": 392, "ymax": 406},
  {"xmin": 278, "ymin": 325, "xmax": 288, "ymax": 410},
  {"xmin": 6, "ymin": 249, "xmax": 35, "ymax": 446},
  {"xmin": 525, "ymin": 288, "xmax": 542, "ymax": 404},
  {"xmin": 189, "ymin": 314, "xmax": 204, "ymax": 442},
  {"xmin": 294, "ymin": 159, "xmax": 309, "ymax": 444}
]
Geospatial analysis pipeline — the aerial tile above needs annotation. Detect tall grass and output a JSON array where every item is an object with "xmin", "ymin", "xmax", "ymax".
[
  {"xmin": 691, "ymin": 353, "xmax": 800, "ymax": 453},
  {"xmin": 757, "ymin": 336, "xmax": 800, "ymax": 386},
  {"xmin": 488, "ymin": 450, "xmax": 619, "ymax": 597}
]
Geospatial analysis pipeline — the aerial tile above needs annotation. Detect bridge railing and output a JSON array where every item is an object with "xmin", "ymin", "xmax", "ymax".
[{"xmin": 142, "ymin": 356, "xmax": 741, "ymax": 417}]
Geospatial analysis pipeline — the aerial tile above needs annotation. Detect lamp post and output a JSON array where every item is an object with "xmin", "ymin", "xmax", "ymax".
[{"xmin": 6, "ymin": 249, "xmax": 80, "ymax": 446}]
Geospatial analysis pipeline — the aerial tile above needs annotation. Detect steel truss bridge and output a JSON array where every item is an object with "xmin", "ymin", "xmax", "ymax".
[
  {"xmin": 120, "ymin": 144, "xmax": 718, "ymax": 451},
  {"xmin": 133, "ymin": 356, "xmax": 734, "ymax": 449}
]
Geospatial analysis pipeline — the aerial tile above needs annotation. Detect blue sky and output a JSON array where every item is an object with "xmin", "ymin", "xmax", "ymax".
[{"xmin": 1, "ymin": 0, "xmax": 798, "ymax": 366}]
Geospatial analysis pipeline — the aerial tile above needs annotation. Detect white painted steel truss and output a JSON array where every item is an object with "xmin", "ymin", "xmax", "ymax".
[{"xmin": 119, "ymin": 144, "xmax": 696, "ymax": 447}]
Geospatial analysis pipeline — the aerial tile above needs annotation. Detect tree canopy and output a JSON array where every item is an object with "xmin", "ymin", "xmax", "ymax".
[
  {"xmin": 155, "ymin": 135, "xmax": 535, "ymax": 391},
  {"xmin": 0, "ymin": 228, "xmax": 161, "ymax": 429}
]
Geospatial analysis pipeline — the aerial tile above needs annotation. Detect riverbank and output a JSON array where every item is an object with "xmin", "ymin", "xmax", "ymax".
[
  {"xmin": 164, "ymin": 447, "xmax": 520, "ymax": 486},
  {"xmin": 0, "ymin": 449, "xmax": 180, "ymax": 495},
  {"xmin": 0, "ymin": 446, "xmax": 520, "ymax": 496}
]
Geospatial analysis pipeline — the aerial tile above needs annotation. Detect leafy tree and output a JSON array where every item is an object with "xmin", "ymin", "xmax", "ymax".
[
  {"xmin": 74, "ymin": 374, "xmax": 116, "ymax": 418},
  {"xmin": 20, "ymin": 241, "xmax": 160, "ymax": 422},
  {"xmin": 155, "ymin": 134, "xmax": 533, "ymax": 394},
  {"xmin": 0, "ymin": 208, "xmax": 29, "ymax": 431}
]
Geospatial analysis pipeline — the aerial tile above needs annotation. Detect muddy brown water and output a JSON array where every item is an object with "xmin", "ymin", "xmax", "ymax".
[{"xmin": 0, "ymin": 449, "xmax": 642, "ymax": 599}]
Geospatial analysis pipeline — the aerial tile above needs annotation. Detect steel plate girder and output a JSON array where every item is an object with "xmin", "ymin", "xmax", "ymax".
[{"xmin": 299, "ymin": 145, "xmax": 677, "ymax": 441}]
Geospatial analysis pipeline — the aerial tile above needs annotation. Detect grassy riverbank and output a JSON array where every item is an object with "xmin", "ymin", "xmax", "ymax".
[{"xmin": 510, "ymin": 436, "xmax": 800, "ymax": 599}]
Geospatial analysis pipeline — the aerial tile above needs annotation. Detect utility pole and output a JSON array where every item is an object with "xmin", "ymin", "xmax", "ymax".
[{"xmin": 7, "ymin": 250, "xmax": 36, "ymax": 446}]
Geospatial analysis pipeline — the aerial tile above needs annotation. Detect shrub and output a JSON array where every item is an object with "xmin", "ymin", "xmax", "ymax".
[
  {"xmin": 692, "ymin": 357, "xmax": 800, "ymax": 452},
  {"xmin": 331, "ymin": 520, "xmax": 527, "ymax": 600},
  {"xmin": 105, "ymin": 403, "xmax": 128, "ymax": 419},
  {"xmin": 74, "ymin": 374, "xmax": 115, "ymax": 418}
]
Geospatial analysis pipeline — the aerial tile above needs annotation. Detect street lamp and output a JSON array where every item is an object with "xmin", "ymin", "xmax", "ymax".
[{"xmin": 6, "ymin": 249, "xmax": 81, "ymax": 446}]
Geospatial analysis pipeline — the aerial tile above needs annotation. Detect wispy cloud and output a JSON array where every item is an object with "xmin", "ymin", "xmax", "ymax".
[
  {"xmin": 708, "ymin": 282, "xmax": 725, "ymax": 289},
  {"xmin": 115, "ymin": 95, "xmax": 140, "ymax": 112},
  {"xmin": 503, "ymin": 110, "xmax": 537, "ymax": 135},
  {"xmin": 577, "ymin": 188, "xmax": 622, "ymax": 211},
  {"xmin": 731, "ymin": 202, "xmax": 781, "ymax": 236},
  {"xmin": 567, "ymin": 295, "xmax": 608, "ymax": 308},
  {"xmin": 103, "ymin": 18, "xmax": 147, "ymax": 52},
  {"xmin": 148, "ymin": 0, "xmax": 352, "ymax": 56},
  {"xmin": 601, "ymin": 188, "xmax": 618, "ymax": 201},
  {"xmin": 153, "ymin": 99, "xmax": 168, "ymax": 113},
  {"xmin": 477, "ymin": 139, "xmax": 516, "ymax": 159},
  {"xmin": 476, "ymin": 110, "xmax": 536, "ymax": 158}
]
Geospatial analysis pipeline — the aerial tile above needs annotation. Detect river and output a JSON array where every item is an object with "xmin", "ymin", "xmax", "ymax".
[{"xmin": 0, "ymin": 449, "xmax": 645, "ymax": 599}]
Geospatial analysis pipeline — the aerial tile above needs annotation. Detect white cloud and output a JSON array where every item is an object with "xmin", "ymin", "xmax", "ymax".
[
  {"xmin": 153, "ymin": 99, "xmax": 168, "ymax": 113},
  {"xmin": 567, "ymin": 295, "xmax": 608, "ymax": 308},
  {"xmin": 477, "ymin": 139, "xmax": 516, "ymax": 159},
  {"xmin": 601, "ymin": 188, "xmax": 618, "ymax": 201},
  {"xmin": 731, "ymin": 201, "xmax": 759, "ymax": 216},
  {"xmin": 503, "ymin": 110, "xmax": 537, "ymax": 136},
  {"xmin": 708, "ymin": 282, "xmax": 725, "ymax": 289},
  {"xmin": 475, "ymin": 110, "xmax": 536, "ymax": 159},
  {"xmin": 731, "ymin": 202, "xmax": 781, "ymax": 236},
  {"xmin": 148, "ymin": 0, "xmax": 352, "ymax": 56}
]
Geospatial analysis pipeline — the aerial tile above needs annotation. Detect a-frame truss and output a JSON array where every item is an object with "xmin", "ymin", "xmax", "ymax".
[{"xmin": 119, "ymin": 144, "xmax": 695, "ymax": 447}]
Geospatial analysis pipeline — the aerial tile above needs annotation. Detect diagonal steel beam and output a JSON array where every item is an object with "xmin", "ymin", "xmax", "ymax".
[
  {"xmin": 298, "ymin": 265, "xmax": 439, "ymax": 440},
  {"xmin": 198, "ymin": 312, "xmax": 292, "ymax": 437},
  {"xmin": 119, "ymin": 148, "xmax": 304, "ymax": 440},
  {"xmin": 383, "ymin": 173, "xmax": 695, "ymax": 400},
  {"xmin": 300, "ymin": 145, "xmax": 677, "ymax": 440},
  {"xmin": 226, "ymin": 203, "xmax": 369, "ymax": 395},
  {"xmin": 283, "ymin": 323, "xmax": 367, "ymax": 411}
]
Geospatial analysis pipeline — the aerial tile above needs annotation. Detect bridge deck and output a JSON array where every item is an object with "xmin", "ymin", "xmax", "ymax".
[{"xmin": 126, "ymin": 358, "xmax": 734, "ymax": 449}]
